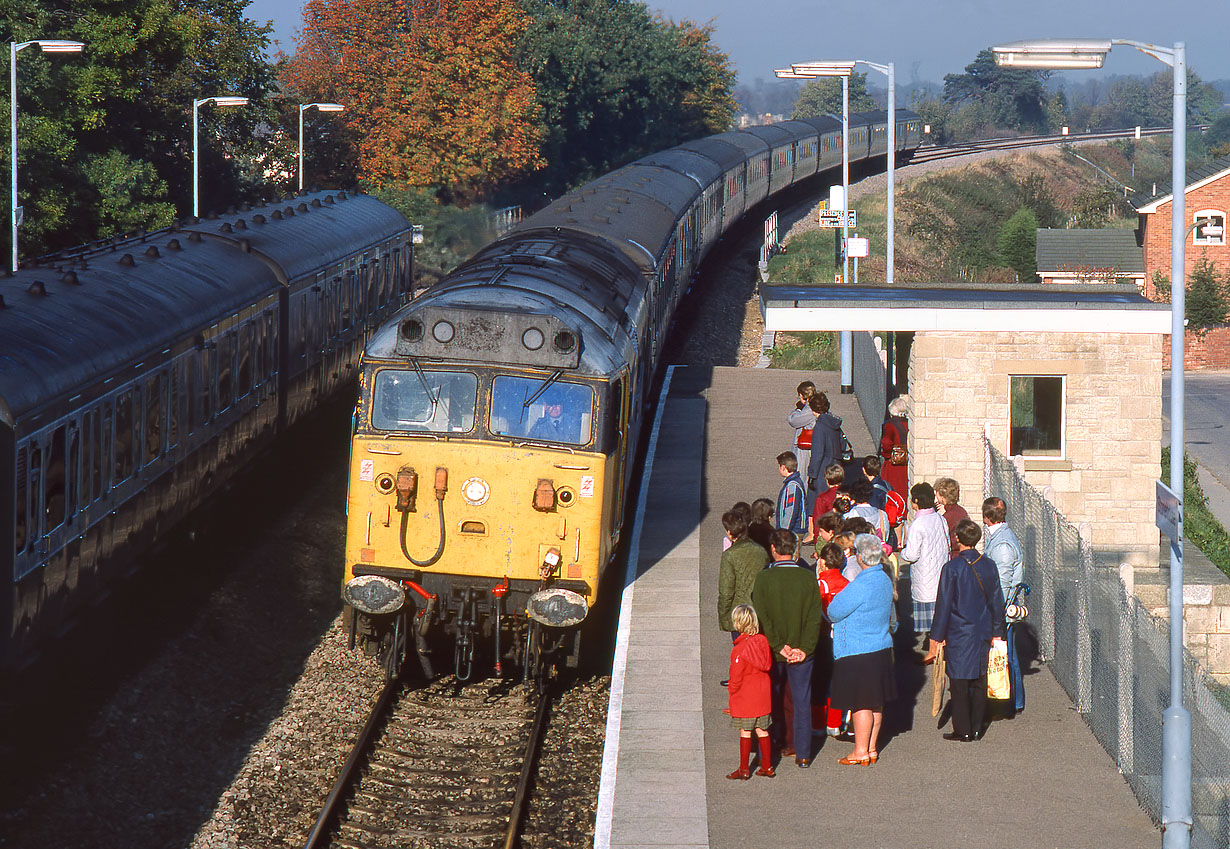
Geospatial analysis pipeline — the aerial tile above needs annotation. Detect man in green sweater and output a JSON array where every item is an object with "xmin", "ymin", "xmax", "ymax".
[
  {"xmin": 717, "ymin": 510, "xmax": 770, "ymax": 636},
  {"xmin": 753, "ymin": 528, "xmax": 824, "ymax": 767}
]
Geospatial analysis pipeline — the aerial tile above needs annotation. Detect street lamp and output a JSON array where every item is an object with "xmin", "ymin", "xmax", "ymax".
[
  {"xmin": 10, "ymin": 38, "xmax": 85, "ymax": 273},
  {"xmin": 297, "ymin": 102, "xmax": 344, "ymax": 192},
  {"xmin": 995, "ymin": 38, "xmax": 1191, "ymax": 848},
  {"xmin": 192, "ymin": 95, "xmax": 250, "ymax": 218},
  {"xmin": 777, "ymin": 60, "xmax": 857, "ymax": 392}
]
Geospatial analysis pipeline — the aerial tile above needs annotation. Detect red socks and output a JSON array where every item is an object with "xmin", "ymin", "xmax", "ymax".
[
  {"xmin": 739, "ymin": 735, "xmax": 753, "ymax": 770},
  {"xmin": 757, "ymin": 734, "xmax": 771, "ymax": 766}
]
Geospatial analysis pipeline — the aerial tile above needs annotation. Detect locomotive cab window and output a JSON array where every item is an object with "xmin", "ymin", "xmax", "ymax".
[
  {"xmin": 372, "ymin": 369, "xmax": 477, "ymax": 433},
  {"xmin": 490, "ymin": 376, "xmax": 593, "ymax": 446}
]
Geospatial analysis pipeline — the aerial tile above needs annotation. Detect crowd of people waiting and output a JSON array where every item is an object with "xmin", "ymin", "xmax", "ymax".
[{"xmin": 716, "ymin": 382, "xmax": 1028, "ymax": 780}]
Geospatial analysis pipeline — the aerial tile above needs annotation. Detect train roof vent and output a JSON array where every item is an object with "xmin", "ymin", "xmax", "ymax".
[
  {"xmin": 297, "ymin": 202, "xmax": 309, "ymax": 212},
  {"xmin": 284, "ymin": 206, "xmax": 295, "ymax": 216},
  {"xmin": 240, "ymin": 201, "xmax": 252, "ymax": 212},
  {"xmin": 337, "ymin": 191, "xmax": 347, "ymax": 200},
  {"xmin": 226, "ymin": 205, "xmax": 236, "ymax": 215},
  {"xmin": 28, "ymin": 281, "xmax": 47, "ymax": 296},
  {"xmin": 0, "ymin": 294, "xmax": 6, "ymax": 309},
  {"xmin": 167, "ymin": 238, "xmax": 182, "ymax": 251},
  {"xmin": 324, "ymin": 195, "xmax": 335, "ymax": 204},
  {"xmin": 61, "ymin": 271, "xmax": 80, "ymax": 285},
  {"xmin": 310, "ymin": 198, "xmax": 322, "ymax": 208},
  {"xmin": 252, "ymin": 214, "xmax": 265, "ymax": 225},
  {"xmin": 271, "ymin": 210, "xmax": 283, "ymax": 220},
  {"xmin": 220, "ymin": 222, "xmax": 233, "ymax": 232},
  {"xmin": 188, "ymin": 231, "xmax": 203, "ymax": 243},
  {"xmin": 235, "ymin": 218, "xmax": 247, "ymax": 230},
  {"xmin": 119, "ymin": 254, "xmax": 136, "ymax": 267},
  {"xmin": 144, "ymin": 246, "xmax": 160, "ymax": 258}
]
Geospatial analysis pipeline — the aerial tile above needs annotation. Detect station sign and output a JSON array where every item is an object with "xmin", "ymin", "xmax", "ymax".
[
  {"xmin": 1156, "ymin": 479, "xmax": 1181, "ymax": 541},
  {"xmin": 817, "ymin": 209, "xmax": 855, "ymax": 228},
  {"xmin": 847, "ymin": 237, "xmax": 870, "ymax": 258}
]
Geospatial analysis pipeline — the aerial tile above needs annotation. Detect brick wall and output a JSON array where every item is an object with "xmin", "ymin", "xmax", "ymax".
[
  {"xmin": 1160, "ymin": 325, "xmax": 1230, "ymax": 370},
  {"xmin": 1139, "ymin": 173, "xmax": 1230, "ymax": 298},
  {"xmin": 908, "ymin": 330, "xmax": 1163, "ymax": 566}
]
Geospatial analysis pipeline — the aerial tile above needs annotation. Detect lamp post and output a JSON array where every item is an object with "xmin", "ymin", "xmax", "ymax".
[
  {"xmin": 10, "ymin": 38, "xmax": 85, "ymax": 273},
  {"xmin": 776, "ymin": 61, "xmax": 856, "ymax": 391},
  {"xmin": 297, "ymin": 102, "xmax": 344, "ymax": 192},
  {"xmin": 192, "ymin": 95, "xmax": 250, "ymax": 218},
  {"xmin": 994, "ymin": 38, "xmax": 1190, "ymax": 848}
]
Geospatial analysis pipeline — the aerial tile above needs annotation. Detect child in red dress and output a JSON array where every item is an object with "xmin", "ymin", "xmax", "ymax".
[
  {"xmin": 815, "ymin": 543, "xmax": 851, "ymax": 738},
  {"xmin": 726, "ymin": 604, "xmax": 775, "ymax": 779}
]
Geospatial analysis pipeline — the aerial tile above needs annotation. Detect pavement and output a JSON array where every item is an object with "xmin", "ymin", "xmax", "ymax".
[{"xmin": 600, "ymin": 365, "xmax": 1160, "ymax": 849}]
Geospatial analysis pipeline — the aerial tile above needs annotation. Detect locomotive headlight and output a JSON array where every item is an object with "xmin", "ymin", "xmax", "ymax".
[
  {"xmin": 461, "ymin": 476, "xmax": 490, "ymax": 506},
  {"xmin": 375, "ymin": 473, "xmax": 396, "ymax": 494},
  {"xmin": 432, "ymin": 320, "xmax": 455, "ymax": 343},
  {"xmin": 522, "ymin": 327, "xmax": 544, "ymax": 351},
  {"xmin": 556, "ymin": 486, "xmax": 576, "ymax": 507}
]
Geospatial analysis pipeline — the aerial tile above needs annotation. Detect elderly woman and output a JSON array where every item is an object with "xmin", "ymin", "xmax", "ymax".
[
  {"xmin": 879, "ymin": 396, "xmax": 910, "ymax": 500},
  {"xmin": 825, "ymin": 533, "xmax": 897, "ymax": 765}
]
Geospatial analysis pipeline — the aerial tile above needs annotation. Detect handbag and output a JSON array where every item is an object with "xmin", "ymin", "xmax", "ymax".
[
  {"xmin": 840, "ymin": 432, "xmax": 854, "ymax": 463},
  {"xmin": 969, "ymin": 555, "xmax": 1011, "ymax": 699},
  {"xmin": 887, "ymin": 419, "xmax": 908, "ymax": 465}
]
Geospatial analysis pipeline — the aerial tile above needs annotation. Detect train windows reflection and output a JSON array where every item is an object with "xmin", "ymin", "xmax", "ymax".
[
  {"xmin": 372, "ymin": 369, "xmax": 477, "ymax": 433},
  {"xmin": 490, "ymin": 376, "xmax": 592, "ymax": 445}
]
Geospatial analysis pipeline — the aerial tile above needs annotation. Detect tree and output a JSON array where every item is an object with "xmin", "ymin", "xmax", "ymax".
[
  {"xmin": 282, "ymin": 0, "xmax": 545, "ymax": 200},
  {"xmin": 1206, "ymin": 109, "xmax": 1230, "ymax": 158},
  {"xmin": 1186, "ymin": 257, "xmax": 1228, "ymax": 328},
  {"xmin": 943, "ymin": 48, "xmax": 1050, "ymax": 134},
  {"xmin": 790, "ymin": 71, "xmax": 877, "ymax": 120},
  {"xmin": 514, "ymin": 0, "xmax": 736, "ymax": 199},
  {"xmin": 997, "ymin": 207, "xmax": 1039, "ymax": 283},
  {"xmin": 2, "ymin": 0, "xmax": 278, "ymax": 259}
]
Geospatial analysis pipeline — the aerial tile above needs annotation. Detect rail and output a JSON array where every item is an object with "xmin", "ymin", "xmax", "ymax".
[{"xmin": 910, "ymin": 126, "xmax": 1174, "ymax": 166}]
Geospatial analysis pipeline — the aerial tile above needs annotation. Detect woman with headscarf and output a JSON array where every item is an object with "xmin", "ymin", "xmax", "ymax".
[{"xmin": 880, "ymin": 396, "xmax": 910, "ymax": 500}]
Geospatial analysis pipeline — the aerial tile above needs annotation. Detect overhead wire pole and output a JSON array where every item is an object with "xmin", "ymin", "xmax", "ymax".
[{"xmin": 993, "ymin": 37, "xmax": 1191, "ymax": 848}]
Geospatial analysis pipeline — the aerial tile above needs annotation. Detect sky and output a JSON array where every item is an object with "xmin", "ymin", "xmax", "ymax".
[{"xmin": 247, "ymin": 0, "xmax": 1230, "ymax": 87}]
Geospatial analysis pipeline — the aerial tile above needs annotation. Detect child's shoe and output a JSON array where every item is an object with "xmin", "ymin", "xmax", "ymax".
[
  {"xmin": 755, "ymin": 765, "xmax": 775, "ymax": 777},
  {"xmin": 725, "ymin": 767, "xmax": 751, "ymax": 780}
]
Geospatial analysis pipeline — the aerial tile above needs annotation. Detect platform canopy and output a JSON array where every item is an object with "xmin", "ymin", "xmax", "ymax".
[{"xmin": 760, "ymin": 282, "xmax": 1171, "ymax": 334}]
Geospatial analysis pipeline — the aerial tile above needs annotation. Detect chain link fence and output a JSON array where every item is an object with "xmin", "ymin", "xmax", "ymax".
[{"xmin": 984, "ymin": 437, "xmax": 1230, "ymax": 847}]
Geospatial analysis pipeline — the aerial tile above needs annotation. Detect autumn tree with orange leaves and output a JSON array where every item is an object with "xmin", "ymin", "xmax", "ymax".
[{"xmin": 281, "ymin": 0, "xmax": 543, "ymax": 200}]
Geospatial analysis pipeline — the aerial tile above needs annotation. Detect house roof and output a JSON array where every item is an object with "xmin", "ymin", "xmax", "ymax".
[
  {"xmin": 1131, "ymin": 156, "xmax": 1230, "ymax": 212},
  {"xmin": 1035, "ymin": 228, "xmax": 1144, "ymax": 275}
]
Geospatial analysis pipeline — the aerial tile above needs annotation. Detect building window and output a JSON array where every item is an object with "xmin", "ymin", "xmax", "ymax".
[
  {"xmin": 1009, "ymin": 376, "xmax": 1064, "ymax": 457},
  {"xmin": 1193, "ymin": 210, "xmax": 1225, "ymax": 246}
]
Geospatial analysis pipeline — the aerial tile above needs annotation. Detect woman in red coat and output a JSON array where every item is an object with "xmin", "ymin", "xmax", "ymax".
[
  {"xmin": 879, "ymin": 396, "xmax": 910, "ymax": 499},
  {"xmin": 726, "ymin": 605, "xmax": 775, "ymax": 779}
]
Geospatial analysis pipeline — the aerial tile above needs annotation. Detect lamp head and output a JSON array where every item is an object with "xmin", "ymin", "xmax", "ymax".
[
  {"xmin": 314, "ymin": 103, "xmax": 345, "ymax": 112},
  {"xmin": 791, "ymin": 60, "xmax": 857, "ymax": 77},
  {"xmin": 32, "ymin": 40, "xmax": 85, "ymax": 53},
  {"xmin": 992, "ymin": 39, "xmax": 1111, "ymax": 69},
  {"xmin": 210, "ymin": 96, "xmax": 250, "ymax": 107}
]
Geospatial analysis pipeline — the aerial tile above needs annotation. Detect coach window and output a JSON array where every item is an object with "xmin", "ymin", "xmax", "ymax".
[
  {"xmin": 46, "ymin": 426, "xmax": 67, "ymax": 533},
  {"xmin": 15, "ymin": 446, "xmax": 28, "ymax": 553},
  {"xmin": 1193, "ymin": 210, "xmax": 1225, "ymax": 246},
  {"xmin": 217, "ymin": 332, "xmax": 233, "ymax": 411},
  {"xmin": 197, "ymin": 346, "xmax": 213, "ymax": 426},
  {"xmin": 1009, "ymin": 375, "xmax": 1065, "ymax": 457},
  {"xmin": 169, "ymin": 365, "xmax": 181, "ymax": 448},
  {"xmin": 91, "ymin": 407, "xmax": 105, "ymax": 499},
  {"xmin": 115, "ymin": 391, "xmax": 135, "ymax": 481},
  {"xmin": 100, "ymin": 403, "xmax": 113, "ymax": 493},
  {"xmin": 237, "ymin": 324, "xmax": 252, "ymax": 399},
  {"xmin": 145, "ymin": 373, "xmax": 164, "ymax": 465}
]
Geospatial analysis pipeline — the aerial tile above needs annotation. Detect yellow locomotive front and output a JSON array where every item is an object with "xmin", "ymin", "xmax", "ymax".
[{"xmin": 341, "ymin": 308, "xmax": 628, "ymax": 680}]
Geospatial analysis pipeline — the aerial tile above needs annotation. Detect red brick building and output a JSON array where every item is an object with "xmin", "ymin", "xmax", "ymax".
[{"xmin": 1134, "ymin": 156, "xmax": 1230, "ymax": 299}]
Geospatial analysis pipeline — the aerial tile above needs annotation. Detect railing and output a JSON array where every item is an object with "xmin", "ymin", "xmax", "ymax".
[{"xmin": 983, "ymin": 437, "xmax": 1230, "ymax": 848}]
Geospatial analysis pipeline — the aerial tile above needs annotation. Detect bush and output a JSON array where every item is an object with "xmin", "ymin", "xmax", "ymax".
[
  {"xmin": 996, "ymin": 207, "xmax": 1039, "ymax": 283},
  {"xmin": 768, "ymin": 332, "xmax": 838, "ymax": 370},
  {"xmin": 1186, "ymin": 257, "xmax": 1228, "ymax": 328}
]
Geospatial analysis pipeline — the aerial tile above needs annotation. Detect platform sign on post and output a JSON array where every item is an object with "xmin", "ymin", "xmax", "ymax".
[
  {"xmin": 817, "ymin": 209, "xmax": 856, "ymax": 228},
  {"xmin": 847, "ymin": 236, "xmax": 869, "ymax": 258},
  {"xmin": 1156, "ymin": 479, "xmax": 1181, "ymax": 541}
]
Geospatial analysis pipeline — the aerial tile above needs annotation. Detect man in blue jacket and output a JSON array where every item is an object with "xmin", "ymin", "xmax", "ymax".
[
  {"xmin": 931, "ymin": 519, "xmax": 1006, "ymax": 742},
  {"xmin": 775, "ymin": 452, "xmax": 808, "ymax": 536}
]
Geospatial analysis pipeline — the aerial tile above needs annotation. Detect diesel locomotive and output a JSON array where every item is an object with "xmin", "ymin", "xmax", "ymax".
[
  {"xmin": 1, "ymin": 190, "xmax": 417, "ymax": 673},
  {"xmin": 340, "ymin": 110, "xmax": 924, "ymax": 680}
]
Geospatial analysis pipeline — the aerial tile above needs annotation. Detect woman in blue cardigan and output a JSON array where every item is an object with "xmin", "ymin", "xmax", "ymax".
[{"xmin": 826, "ymin": 534, "xmax": 896, "ymax": 765}]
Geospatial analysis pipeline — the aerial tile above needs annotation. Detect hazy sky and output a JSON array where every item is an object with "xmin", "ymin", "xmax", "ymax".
[{"xmin": 248, "ymin": 0, "xmax": 1230, "ymax": 85}]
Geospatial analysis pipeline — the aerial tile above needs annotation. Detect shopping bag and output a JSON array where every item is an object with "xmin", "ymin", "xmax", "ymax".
[
  {"xmin": 987, "ymin": 639, "xmax": 1011, "ymax": 700},
  {"xmin": 931, "ymin": 643, "xmax": 946, "ymax": 717}
]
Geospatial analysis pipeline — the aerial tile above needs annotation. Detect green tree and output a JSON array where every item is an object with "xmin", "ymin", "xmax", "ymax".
[
  {"xmin": 2, "ymin": 0, "xmax": 278, "ymax": 260},
  {"xmin": 1186, "ymin": 257, "xmax": 1228, "ymax": 327},
  {"xmin": 790, "ymin": 71, "xmax": 877, "ymax": 119},
  {"xmin": 997, "ymin": 207, "xmax": 1039, "ymax": 283},
  {"xmin": 943, "ymin": 49, "xmax": 1050, "ymax": 133},
  {"xmin": 514, "ymin": 0, "xmax": 736, "ymax": 199},
  {"xmin": 1206, "ymin": 110, "xmax": 1230, "ymax": 158},
  {"xmin": 1069, "ymin": 186, "xmax": 1121, "ymax": 228}
]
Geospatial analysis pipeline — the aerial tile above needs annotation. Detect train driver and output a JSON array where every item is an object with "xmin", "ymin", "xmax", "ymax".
[{"xmin": 529, "ymin": 400, "xmax": 581, "ymax": 443}]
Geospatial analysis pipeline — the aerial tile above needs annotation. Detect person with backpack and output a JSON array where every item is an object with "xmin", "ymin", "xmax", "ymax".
[
  {"xmin": 806, "ymin": 392, "xmax": 844, "ymax": 517},
  {"xmin": 879, "ymin": 396, "xmax": 910, "ymax": 500}
]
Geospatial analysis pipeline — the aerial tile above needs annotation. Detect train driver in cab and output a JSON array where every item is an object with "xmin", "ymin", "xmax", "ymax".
[{"xmin": 529, "ymin": 398, "xmax": 581, "ymax": 443}]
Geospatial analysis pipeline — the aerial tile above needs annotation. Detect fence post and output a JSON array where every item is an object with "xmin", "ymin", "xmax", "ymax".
[
  {"xmin": 1077, "ymin": 523, "xmax": 1093, "ymax": 713},
  {"xmin": 983, "ymin": 427, "xmax": 991, "ymax": 497},
  {"xmin": 1118, "ymin": 563, "xmax": 1136, "ymax": 776},
  {"xmin": 1040, "ymin": 486, "xmax": 1058, "ymax": 664}
]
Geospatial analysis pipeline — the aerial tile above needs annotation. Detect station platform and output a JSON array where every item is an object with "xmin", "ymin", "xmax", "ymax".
[{"xmin": 595, "ymin": 365, "xmax": 1160, "ymax": 849}]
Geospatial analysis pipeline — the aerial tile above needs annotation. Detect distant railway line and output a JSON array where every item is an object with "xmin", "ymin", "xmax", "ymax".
[{"xmin": 909, "ymin": 125, "xmax": 1173, "ymax": 166}]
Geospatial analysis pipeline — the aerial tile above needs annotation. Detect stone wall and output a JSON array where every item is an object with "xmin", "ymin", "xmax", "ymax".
[
  {"xmin": 908, "ymin": 329, "xmax": 1163, "ymax": 566},
  {"xmin": 1132, "ymin": 551, "xmax": 1230, "ymax": 685}
]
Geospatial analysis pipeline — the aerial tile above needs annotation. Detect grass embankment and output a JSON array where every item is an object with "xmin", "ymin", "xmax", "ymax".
[
  {"xmin": 1162, "ymin": 447, "xmax": 1230, "ymax": 581},
  {"xmin": 764, "ymin": 146, "xmax": 1143, "ymax": 369}
]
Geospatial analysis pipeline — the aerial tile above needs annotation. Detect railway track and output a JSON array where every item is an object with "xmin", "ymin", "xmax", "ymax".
[
  {"xmin": 303, "ymin": 676, "xmax": 550, "ymax": 849},
  {"xmin": 909, "ymin": 125, "xmax": 1173, "ymax": 165}
]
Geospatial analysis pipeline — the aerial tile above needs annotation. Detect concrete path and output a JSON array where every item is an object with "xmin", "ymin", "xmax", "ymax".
[{"xmin": 600, "ymin": 365, "xmax": 1161, "ymax": 849}]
